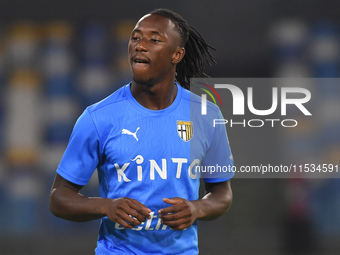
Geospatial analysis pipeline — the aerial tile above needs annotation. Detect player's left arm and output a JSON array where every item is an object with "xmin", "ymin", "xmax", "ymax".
[{"xmin": 159, "ymin": 180, "xmax": 232, "ymax": 230}]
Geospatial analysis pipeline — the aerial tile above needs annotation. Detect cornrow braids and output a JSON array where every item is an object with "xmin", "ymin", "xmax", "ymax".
[{"xmin": 149, "ymin": 8, "xmax": 216, "ymax": 89}]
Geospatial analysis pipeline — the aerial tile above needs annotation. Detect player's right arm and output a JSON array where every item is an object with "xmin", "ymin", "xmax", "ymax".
[
  {"xmin": 49, "ymin": 173, "xmax": 151, "ymax": 227},
  {"xmin": 50, "ymin": 109, "xmax": 150, "ymax": 227}
]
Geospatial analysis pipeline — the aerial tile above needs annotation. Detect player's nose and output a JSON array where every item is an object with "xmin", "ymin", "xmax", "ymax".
[{"xmin": 135, "ymin": 38, "xmax": 148, "ymax": 52}]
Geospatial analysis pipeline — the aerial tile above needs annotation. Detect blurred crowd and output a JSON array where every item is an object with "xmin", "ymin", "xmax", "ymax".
[
  {"xmin": 270, "ymin": 19, "xmax": 340, "ymax": 252},
  {"xmin": 0, "ymin": 20, "xmax": 135, "ymax": 236}
]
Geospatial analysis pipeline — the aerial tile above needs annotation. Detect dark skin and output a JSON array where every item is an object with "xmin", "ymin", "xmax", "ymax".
[
  {"xmin": 50, "ymin": 14, "xmax": 233, "ymax": 231},
  {"xmin": 128, "ymin": 14, "xmax": 184, "ymax": 110}
]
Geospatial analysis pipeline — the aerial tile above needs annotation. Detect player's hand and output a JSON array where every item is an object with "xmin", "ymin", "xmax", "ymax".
[
  {"xmin": 158, "ymin": 197, "xmax": 197, "ymax": 230},
  {"xmin": 105, "ymin": 197, "xmax": 151, "ymax": 228}
]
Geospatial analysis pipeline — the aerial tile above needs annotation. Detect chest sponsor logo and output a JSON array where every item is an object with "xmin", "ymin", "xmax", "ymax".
[
  {"xmin": 114, "ymin": 156, "xmax": 200, "ymax": 182},
  {"xmin": 122, "ymin": 127, "xmax": 140, "ymax": 141},
  {"xmin": 177, "ymin": 121, "xmax": 193, "ymax": 142}
]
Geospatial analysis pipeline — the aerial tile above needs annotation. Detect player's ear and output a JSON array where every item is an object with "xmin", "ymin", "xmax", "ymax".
[{"xmin": 172, "ymin": 47, "xmax": 185, "ymax": 64}]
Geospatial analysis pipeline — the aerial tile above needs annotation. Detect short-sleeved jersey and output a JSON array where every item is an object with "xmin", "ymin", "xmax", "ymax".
[{"xmin": 57, "ymin": 83, "xmax": 234, "ymax": 255}]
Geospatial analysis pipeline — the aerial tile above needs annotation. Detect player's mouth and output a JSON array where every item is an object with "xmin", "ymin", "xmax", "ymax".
[{"xmin": 131, "ymin": 56, "xmax": 150, "ymax": 67}]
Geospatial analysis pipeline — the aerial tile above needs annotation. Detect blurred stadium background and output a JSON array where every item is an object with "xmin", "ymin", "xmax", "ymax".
[{"xmin": 0, "ymin": 1, "xmax": 340, "ymax": 254}]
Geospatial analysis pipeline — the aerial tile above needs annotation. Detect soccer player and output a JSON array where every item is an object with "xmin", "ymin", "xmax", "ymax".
[{"xmin": 49, "ymin": 8, "xmax": 234, "ymax": 254}]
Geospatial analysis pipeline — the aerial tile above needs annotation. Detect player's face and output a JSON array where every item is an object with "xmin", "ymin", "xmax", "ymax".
[{"xmin": 128, "ymin": 14, "xmax": 183, "ymax": 86}]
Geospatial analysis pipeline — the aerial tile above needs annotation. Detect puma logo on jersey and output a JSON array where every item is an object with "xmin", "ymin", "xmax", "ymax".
[{"xmin": 122, "ymin": 127, "xmax": 140, "ymax": 141}]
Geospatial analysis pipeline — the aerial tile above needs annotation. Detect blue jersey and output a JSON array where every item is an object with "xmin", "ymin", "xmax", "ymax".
[{"xmin": 57, "ymin": 83, "xmax": 234, "ymax": 254}]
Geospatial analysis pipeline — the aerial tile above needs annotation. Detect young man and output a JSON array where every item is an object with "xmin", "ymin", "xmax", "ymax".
[{"xmin": 50, "ymin": 9, "xmax": 233, "ymax": 254}]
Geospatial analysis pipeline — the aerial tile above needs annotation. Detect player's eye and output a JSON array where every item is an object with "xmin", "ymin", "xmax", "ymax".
[
  {"xmin": 151, "ymin": 38, "xmax": 161, "ymax": 42},
  {"xmin": 131, "ymin": 37, "xmax": 140, "ymax": 42}
]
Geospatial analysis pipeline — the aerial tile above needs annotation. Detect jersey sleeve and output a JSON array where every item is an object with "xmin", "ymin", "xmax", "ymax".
[
  {"xmin": 56, "ymin": 108, "xmax": 101, "ymax": 186},
  {"xmin": 201, "ymin": 108, "xmax": 234, "ymax": 183}
]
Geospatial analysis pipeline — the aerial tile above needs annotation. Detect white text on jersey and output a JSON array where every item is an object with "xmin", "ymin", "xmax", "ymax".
[{"xmin": 114, "ymin": 155, "xmax": 200, "ymax": 182}]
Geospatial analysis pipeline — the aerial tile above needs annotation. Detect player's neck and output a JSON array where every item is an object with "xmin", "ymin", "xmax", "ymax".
[{"xmin": 130, "ymin": 80, "xmax": 178, "ymax": 110}]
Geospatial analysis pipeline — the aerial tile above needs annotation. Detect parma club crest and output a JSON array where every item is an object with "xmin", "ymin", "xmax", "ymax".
[{"xmin": 177, "ymin": 121, "xmax": 193, "ymax": 142}]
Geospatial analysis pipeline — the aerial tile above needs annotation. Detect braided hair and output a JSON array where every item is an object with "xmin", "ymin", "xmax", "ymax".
[{"xmin": 149, "ymin": 8, "xmax": 216, "ymax": 89}]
